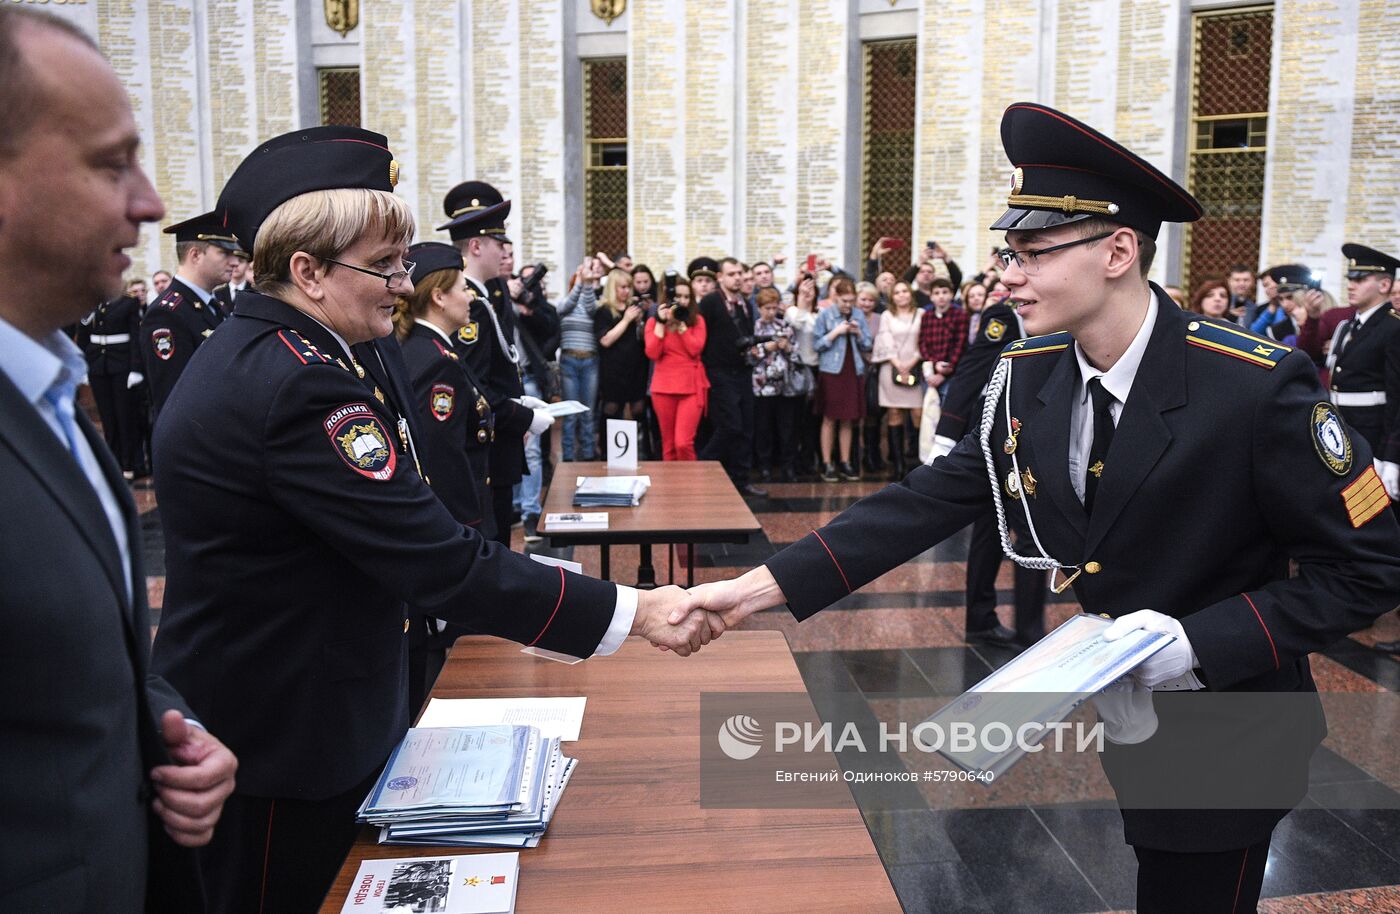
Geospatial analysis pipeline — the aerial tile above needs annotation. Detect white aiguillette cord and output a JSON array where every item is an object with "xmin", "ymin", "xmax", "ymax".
[{"xmin": 979, "ymin": 357, "xmax": 1081, "ymax": 593}]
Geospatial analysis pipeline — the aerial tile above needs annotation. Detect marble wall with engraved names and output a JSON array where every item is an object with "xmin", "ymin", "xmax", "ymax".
[
  {"xmin": 743, "ymin": 0, "xmax": 799, "ymax": 266},
  {"xmin": 627, "ymin": 0, "xmax": 687, "ymax": 271},
  {"xmin": 795, "ymin": 0, "xmax": 851, "ymax": 264},
  {"xmin": 1342, "ymin": 0, "xmax": 1400, "ymax": 281}
]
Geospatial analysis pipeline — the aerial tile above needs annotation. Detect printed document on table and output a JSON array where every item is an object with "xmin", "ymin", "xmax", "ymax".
[
  {"xmin": 418, "ymin": 697, "xmax": 588, "ymax": 742},
  {"xmin": 338, "ymin": 851, "xmax": 519, "ymax": 913}
]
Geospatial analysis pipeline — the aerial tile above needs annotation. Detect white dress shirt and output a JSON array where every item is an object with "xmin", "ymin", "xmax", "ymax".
[{"xmin": 1068, "ymin": 292, "xmax": 1158, "ymax": 503}]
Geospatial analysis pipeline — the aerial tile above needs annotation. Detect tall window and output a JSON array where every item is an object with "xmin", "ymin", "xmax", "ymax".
[
  {"xmin": 861, "ymin": 39, "xmax": 917, "ymax": 277},
  {"xmin": 1183, "ymin": 7, "xmax": 1272, "ymax": 293},
  {"xmin": 584, "ymin": 58, "xmax": 627, "ymax": 258},
  {"xmin": 318, "ymin": 67, "xmax": 361, "ymax": 127}
]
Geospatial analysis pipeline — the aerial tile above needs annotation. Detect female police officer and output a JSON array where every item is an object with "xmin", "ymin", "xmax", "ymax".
[{"xmin": 149, "ymin": 127, "xmax": 713, "ymax": 914}]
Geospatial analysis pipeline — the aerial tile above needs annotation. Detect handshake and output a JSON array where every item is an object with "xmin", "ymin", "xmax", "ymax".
[{"xmin": 625, "ymin": 567, "xmax": 784, "ymax": 656}]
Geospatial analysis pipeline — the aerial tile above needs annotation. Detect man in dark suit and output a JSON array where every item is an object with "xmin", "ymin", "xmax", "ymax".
[
  {"xmin": 698, "ymin": 256, "xmax": 765, "ymax": 496},
  {"xmin": 140, "ymin": 211, "xmax": 239, "ymax": 416},
  {"xmin": 930, "ymin": 297, "xmax": 1046, "ymax": 647},
  {"xmin": 0, "ymin": 9, "xmax": 237, "ymax": 912},
  {"xmin": 691, "ymin": 103, "xmax": 1400, "ymax": 914}
]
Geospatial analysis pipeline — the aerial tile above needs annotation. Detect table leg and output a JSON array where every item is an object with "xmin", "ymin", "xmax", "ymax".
[
  {"xmin": 687, "ymin": 542, "xmax": 695, "ymax": 588},
  {"xmin": 601, "ymin": 544, "xmax": 610, "ymax": 581},
  {"xmin": 637, "ymin": 543, "xmax": 657, "ymax": 590}
]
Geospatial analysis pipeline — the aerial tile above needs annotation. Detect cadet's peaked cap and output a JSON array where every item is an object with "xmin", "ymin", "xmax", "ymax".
[
  {"xmin": 991, "ymin": 103, "xmax": 1203, "ymax": 238},
  {"xmin": 216, "ymin": 126, "xmax": 401, "ymax": 255},
  {"xmin": 438, "ymin": 181, "xmax": 512, "ymax": 242},
  {"xmin": 1342, "ymin": 243, "xmax": 1400, "ymax": 280},
  {"xmin": 162, "ymin": 210, "xmax": 241, "ymax": 252},
  {"xmin": 406, "ymin": 241, "xmax": 464, "ymax": 279},
  {"xmin": 687, "ymin": 257, "xmax": 720, "ymax": 280},
  {"xmin": 1267, "ymin": 263, "xmax": 1313, "ymax": 287}
]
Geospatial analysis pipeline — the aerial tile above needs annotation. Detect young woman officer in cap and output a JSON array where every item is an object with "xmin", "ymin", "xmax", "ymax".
[
  {"xmin": 148, "ymin": 126, "xmax": 716, "ymax": 914},
  {"xmin": 689, "ymin": 103, "xmax": 1400, "ymax": 914}
]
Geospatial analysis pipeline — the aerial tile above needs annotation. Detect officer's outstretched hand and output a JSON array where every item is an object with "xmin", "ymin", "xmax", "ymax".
[
  {"xmin": 632, "ymin": 585, "xmax": 723, "ymax": 656},
  {"xmin": 149, "ymin": 710, "xmax": 238, "ymax": 847}
]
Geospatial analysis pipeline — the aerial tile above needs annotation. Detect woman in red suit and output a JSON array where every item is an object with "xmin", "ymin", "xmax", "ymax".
[{"xmin": 645, "ymin": 277, "xmax": 709, "ymax": 460}]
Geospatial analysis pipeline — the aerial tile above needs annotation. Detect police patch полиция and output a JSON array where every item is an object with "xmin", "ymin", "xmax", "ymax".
[
  {"xmin": 430, "ymin": 384, "xmax": 455, "ymax": 422},
  {"xmin": 324, "ymin": 403, "xmax": 397, "ymax": 481}
]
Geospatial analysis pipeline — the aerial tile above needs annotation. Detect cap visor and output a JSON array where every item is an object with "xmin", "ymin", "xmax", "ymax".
[
  {"xmin": 989, "ymin": 208, "xmax": 1094, "ymax": 232},
  {"xmin": 435, "ymin": 198, "xmax": 511, "ymax": 233},
  {"xmin": 209, "ymin": 239, "xmax": 241, "ymax": 252}
]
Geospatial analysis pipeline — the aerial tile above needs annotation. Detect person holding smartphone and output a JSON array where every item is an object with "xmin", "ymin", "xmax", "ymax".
[{"xmin": 811, "ymin": 277, "xmax": 873, "ymax": 481}]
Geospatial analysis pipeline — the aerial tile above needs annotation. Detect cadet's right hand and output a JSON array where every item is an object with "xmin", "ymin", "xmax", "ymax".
[{"xmin": 528, "ymin": 409, "xmax": 555, "ymax": 436}]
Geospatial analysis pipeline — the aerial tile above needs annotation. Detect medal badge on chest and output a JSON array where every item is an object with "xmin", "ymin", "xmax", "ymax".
[{"xmin": 1003, "ymin": 417, "xmax": 1022, "ymax": 455}]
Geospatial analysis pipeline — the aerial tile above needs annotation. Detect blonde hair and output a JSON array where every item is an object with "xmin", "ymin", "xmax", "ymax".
[
  {"xmin": 253, "ymin": 188, "xmax": 415, "ymax": 299},
  {"xmin": 601, "ymin": 268, "xmax": 633, "ymax": 316},
  {"xmin": 393, "ymin": 268, "xmax": 463, "ymax": 341}
]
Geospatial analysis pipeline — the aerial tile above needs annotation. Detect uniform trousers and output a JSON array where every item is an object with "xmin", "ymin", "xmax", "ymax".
[
  {"xmin": 965, "ymin": 510, "xmax": 1047, "ymax": 640},
  {"xmin": 653, "ymin": 391, "xmax": 704, "ymax": 461},
  {"xmin": 90, "ymin": 370, "xmax": 145, "ymax": 473},
  {"xmin": 1134, "ymin": 835, "xmax": 1271, "ymax": 914},
  {"xmin": 198, "ymin": 767, "xmax": 380, "ymax": 914}
]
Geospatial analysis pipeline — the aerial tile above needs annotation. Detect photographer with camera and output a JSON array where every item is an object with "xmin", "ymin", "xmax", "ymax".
[
  {"xmin": 508, "ymin": 255, "xmax": 559, "ymax": 542},
  {"xmin": 645, "ymin": 273, "xmax": 708, "ymax": 461},
  {"xmin": 595, "ymin": 267, "xmax": 650, "ymax": 453},
  {"xmin": 698, "ymin": 257, "xmax": 764, "ymax": 495}
]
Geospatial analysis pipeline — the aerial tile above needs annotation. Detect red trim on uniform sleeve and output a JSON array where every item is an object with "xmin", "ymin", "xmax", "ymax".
[
  {"xmin": 277, "ymin": 331, "xmax": 309, "ymax": 364},
  {"xmin": 1240, "ymin": 593, "xmax": 1279, "ymax": 670},
  {"xmin": 528, "ymin": 566, "xmax": 568, "ymax": 646},
  {"xmin": 812, "ymin": 529, "xmax": 852, "ymax": 594},
  {"xmin": 1230, "ymin": 846, "xmax": 1250, "ymax": 914}
]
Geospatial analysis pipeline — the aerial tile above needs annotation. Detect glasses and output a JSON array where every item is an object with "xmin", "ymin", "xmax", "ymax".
[
  {"xmin": 323, "ymin": 257, "xmax": 416, "ymax": 289},
  {"xmin": 996, "ymin": 232, "xmax": 1114, "ymax": 275}
]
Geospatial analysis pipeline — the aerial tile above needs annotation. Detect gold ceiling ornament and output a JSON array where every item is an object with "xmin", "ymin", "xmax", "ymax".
[
  {"xmin": 325, "ymin": 0, "xmax": 359, "ymax": 37},
  {"xmin": 591, "ymin": 0, "xmax": 625, "ymax": 26}
]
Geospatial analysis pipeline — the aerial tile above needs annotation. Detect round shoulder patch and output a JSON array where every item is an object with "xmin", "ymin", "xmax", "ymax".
[
  {"xmin": 984, "ymin": 318, "xmax": 1006, "ymax": 342},
  {"xmin": 430, "ymin": 383, "xmax": 455, "ymax": 422},
  {"xmin": 457, "ymin": 321, "xmax": 479, "ymax": 345},
  {"xmin": 1311, "ymin": 402, "xmax": 1353, "ymax": 476},
  {"xmin": 324, "ymin": 403, "xmax": 398, "ymax": 481},
  {"xmin": 151, "ymin": 327, "xmax": 174, "ymax": 360}
]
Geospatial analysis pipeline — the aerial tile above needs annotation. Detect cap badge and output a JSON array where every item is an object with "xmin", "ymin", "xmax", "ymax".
[
  {"xmin": 1009, "ymin": 167, "xmax": 1024, "ymax": 195},
  {"xmin": 388, "ymin": 160, "xmax": 401, "ymax": 187}
]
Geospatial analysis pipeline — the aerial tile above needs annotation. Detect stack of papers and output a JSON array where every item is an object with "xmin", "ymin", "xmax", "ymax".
[
  {"xmin": 339, "ymin": 852, "xmax": 519, "ymax": 913},
  {"xmin": 358, "ymin": 726, "xmax": 576, "ymax": 849},
  {"xmin": 542, "ymin": 511, "xmax": 609, "ymax": 531},
  {"xmin": 573, "ymin": 475, "xmax": 650, "ymax": 507}
]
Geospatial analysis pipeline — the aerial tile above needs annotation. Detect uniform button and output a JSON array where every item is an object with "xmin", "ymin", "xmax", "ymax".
[
  {"xmin": 1085, "ymin": 561, "xmax": 1102, "ymax": 574},
  {"xmin": 478, "ymin": 429, "xmax": 488, "ymax": 443},
  {"xmin": 403, "ymin": 619, "xmax": 410, "ymax": 633},
  {"xmin": 485, "ymin": 476, "xmax": 491, "ymax": 485},
  {"xmin": 1187, "ymin": 321, "xmax": 1200, "ymax": 331}
]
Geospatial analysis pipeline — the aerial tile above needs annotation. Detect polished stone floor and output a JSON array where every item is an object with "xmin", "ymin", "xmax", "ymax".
[{"xmin": 138, "ymin": 476, "xmax": 1400, "ymax": 914}]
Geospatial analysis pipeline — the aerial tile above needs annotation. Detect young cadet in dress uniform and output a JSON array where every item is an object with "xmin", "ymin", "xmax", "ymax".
[
  {"xmin": 1326, "ymin": 244, "xmax": 1400, "ymax": 502},
  {"xmin": 212, "ymin": 245, "xmax": 251, "ymax": 316},
  {"xmin": 928, "ymin": 296, "xmax": 1046, "ymax": 647},
  {"xmin": 148, "ymin": 127, "xmax": 713, "ymax": 914},
  {"xmin": 139, "ymin": 211, "xmax": 239, "ymax": 415},
  {"xmin": 393, "ymin": 240, "xmax": 497, "ymax": 709},
  {"xmin": 77, "ymin": 289, "xmax": 148, "ymax": 477},
  {"xmin": 438, "ymin": 180, "xmax": 553, "ymax": 545},
  {"xmin": 689, "ymin": 103, "xmax": 1400, "ymax": 914}
]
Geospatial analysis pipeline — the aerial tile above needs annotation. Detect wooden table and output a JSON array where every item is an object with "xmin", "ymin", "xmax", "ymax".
[
  {"xmin": 538, "ymin": 461, "xmax": 761, "ymax": 587},
  {"xmin": 318, "ymin": 632, "xmax": 901, "ymax": 914}
]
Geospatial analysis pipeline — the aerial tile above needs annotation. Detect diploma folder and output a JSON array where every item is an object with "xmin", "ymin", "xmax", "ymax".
[{"xmin": 921, "ymin": 613, "xmax": 1173, "ymax": 778}]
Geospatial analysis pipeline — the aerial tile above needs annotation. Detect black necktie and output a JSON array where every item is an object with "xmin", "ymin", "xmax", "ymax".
[
  {"xmin": 1334, "ymin": 319, "xmax": 1357, "ymax": 363},
  {"xmin": 1084, "ymin": 377, "xmax": 1115, "ymax": 513}
]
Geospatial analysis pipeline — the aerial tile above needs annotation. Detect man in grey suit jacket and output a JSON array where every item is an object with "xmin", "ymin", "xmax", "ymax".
[{"xmin": 0, "ymin": 9, "xmax": 237, "ymax": 912}]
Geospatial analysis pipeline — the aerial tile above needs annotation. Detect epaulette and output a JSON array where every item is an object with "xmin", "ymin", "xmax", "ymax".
[
  {"xmin": 431, "ymin": 338, "xmax": 461, "ymax": 362},
  {"xmin": 154, "ymin": 291, "xmax": 184, "ymax": 311},
  {"xmin": 1185, "ymin": 318, "xmax": 1288, "ymax": 370},
  {"xmin": 276, "ymin": 329, "xmax": 338, "ymax": 366},
  {"xmin": 1001, "ymin": 331, "xmax": 1072, "ymax": 359}
]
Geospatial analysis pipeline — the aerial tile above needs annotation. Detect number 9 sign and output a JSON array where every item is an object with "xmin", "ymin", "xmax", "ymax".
[{"xmin": 606, "ymin": 418, "xmax": 638, "ymax": 470}]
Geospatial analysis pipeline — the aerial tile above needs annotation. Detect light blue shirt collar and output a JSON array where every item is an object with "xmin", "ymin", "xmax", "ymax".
[
  {"xmin": 177, "ymin": 274, "xmax": 214, "ymax": 304},
  {"xmin": 0, "ymin": 312, "xmax": 87, "ymax": 406}
]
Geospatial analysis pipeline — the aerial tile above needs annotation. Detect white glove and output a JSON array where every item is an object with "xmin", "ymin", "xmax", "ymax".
[
  {"xmin": 926, "ymin": 434, "xmax": 957, "ymax": 465},
  {"xmin": 1102, "ymin": 609, "xmax": 1198, "ymax": 688},
  {"xmin": 126, "ymin": 371, "xmax": 144, "ymax": 389},
  {"xmin": 1375, "ymin": 459, "xmax": 1400, "ymax": 500},
  {"xmin": 518, "ymin": 395, "xmax": 549, "ymax": 410},
  {"xmin": 528, "ymin": 408, "xmax": 555, "ymax": 436},
  {"xmin": 1090, "ymin": 675, "xmax": 1158, "ymax": 745}
]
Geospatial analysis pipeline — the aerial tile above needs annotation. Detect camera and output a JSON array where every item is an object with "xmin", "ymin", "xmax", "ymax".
[
  {"xmin": 517, "ymin": 262, "xmax": 549, "ymax": 302},
  {"xmin": 1277, "ymin": 275, "xmax": 1321, "ymax": 295},
  {"xmin": 736, "ymin": 333, "xmax": 775, "ymax": 352},
  {"xmin": 663, "ymin": 269, "xmax": 678, "ymax": 300},
  {"xmin": 669, "ymin": 304, "xmax": 690, "ymax": 322}
]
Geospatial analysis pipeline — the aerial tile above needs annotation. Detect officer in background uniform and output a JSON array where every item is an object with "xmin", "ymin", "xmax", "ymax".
[
  {"xmin": 929, "ymin": 296, "xmax": 1046, "ymax": 647},
  {"xmin": 140, "ymin": 212, "xmax": 239, "ymax": 415},
  {"xmin": 77, "ymin": 290, "xmax": 148, "ymax": 478},
  {"xmin": 692, "ymin": 103, "xmax": 1400, "ymax": 914},
  {"xmin": 393, "ymin": 240, "xmax": 497, "ymax": 709},
  {"xmin": 149, "ymin": 127, "xmax": 709, "ymax": 914},
  {"xmin": 1326, "ymin": 244, "xmax": 1400, "ymax": 501},
  {"xmin": 212, "ymin": 246, "xmax": 251, "ymax": 316},
  {"xmin": 438, "ymin": 180, "xmax": 553, "ymax": 545}
]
